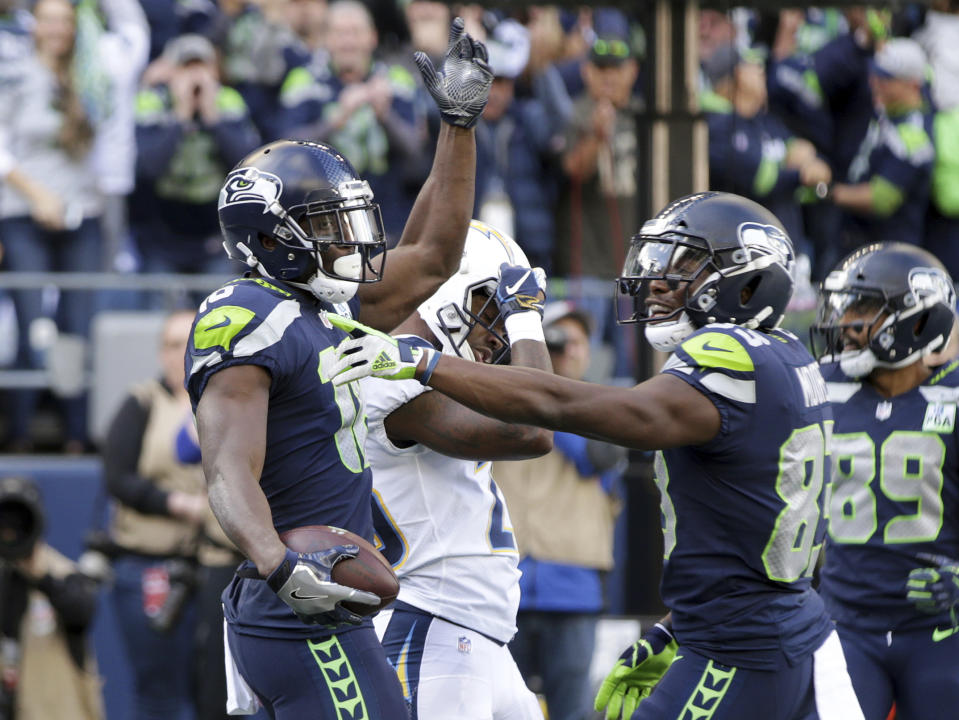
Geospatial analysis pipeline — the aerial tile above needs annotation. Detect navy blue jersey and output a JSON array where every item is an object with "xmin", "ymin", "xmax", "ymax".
[
  {"xmin": 657, "ymin": 325, "xmax": 834, "ymax": 669},
  {"xmin": 819, "ymin": 360, "xmax": 959, "ymax": 633},
  {"xmin": 703, "ymin": 101, "xmax": 809, "ymax": 256},
  {"xmin": 812, "ymin": 32, "xmax": 873, "ymax": 179},
  {"xmin": 843, "ymin": 107, "xmax": 935, "ymax": 247},
  {"xmin": 186, "ymin": 277, "xmax": 372, "ymax": 638}
]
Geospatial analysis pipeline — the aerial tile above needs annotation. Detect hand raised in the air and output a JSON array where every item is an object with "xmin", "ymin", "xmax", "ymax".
[
  {"xmin": 268, "ymin": 546, "xmax": 379, "ymax": 627},
  {"xmin": 414, "ymin": 16, "xmax": 493, "ymax": 129},
  {"xmin": 495, "ymin": 263, "xmax": 547, "ymax": 320}
]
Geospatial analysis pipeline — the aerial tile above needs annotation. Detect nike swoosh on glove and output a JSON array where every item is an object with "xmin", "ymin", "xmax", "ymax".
[
  {"xmin": 268, "ymin": 547, "xmax": 380, "ymax": 627},
  {"xmin": 414, "ymin": 16, "xmax": 493, "ymax": 128},
  {"xmin": 495, "ymin": 263, "xmax": 547, "ymax": 319},
  {"xmin": 327, "ymin": 314, "xmax": 436, "ymax": 386},
  {"xmin": 594, "ymin": 623, "xmax": 678, "ymax": 720}
]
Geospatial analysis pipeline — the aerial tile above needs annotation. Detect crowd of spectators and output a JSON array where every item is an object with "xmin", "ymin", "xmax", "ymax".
[
  {"xmin": 0, "ymin": 1, "xmax": 958, "ymax": 454},
  {"xmin": 712, "ymin": 3, "xmax": 959, "ymax": 290},
  {"xmin": 1, "ymin": 3, "xmax": 958, "ymax": 718}
]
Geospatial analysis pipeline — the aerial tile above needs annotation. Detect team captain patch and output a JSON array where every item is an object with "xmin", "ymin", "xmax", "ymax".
[{"xmin": 922, "ymin": 402, "xmax": 957, "ymax": 433}]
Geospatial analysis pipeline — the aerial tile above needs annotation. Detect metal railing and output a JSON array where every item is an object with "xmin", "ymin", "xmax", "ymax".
[
  {"xmin": 0, "ymin": 271, "xmax": 230, "ymax": 291},
  {"xmin": 0, "ymin": 271, "xmax": 231, "ymax": 390}
]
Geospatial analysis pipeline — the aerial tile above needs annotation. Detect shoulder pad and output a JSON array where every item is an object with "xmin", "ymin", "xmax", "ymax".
[
  {"xmin": 192, "ymin": 279, "xmax": 299, "ymax": 356},
  {"xmin": 679, "ymin": 326, "xmax": 755, "ymax": 373}
]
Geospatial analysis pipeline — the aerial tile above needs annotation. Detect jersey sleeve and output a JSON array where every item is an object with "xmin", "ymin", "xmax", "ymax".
[
  {"xmin": 869, "ymin": 116, "xmax": 934, "ymax": 202},
  {"xmin": 661, "ymin": 327, "xmax": 761, "ymax": 441},
  {"xmin": 186, "ymin": 279, "xmax": 302, "ymax": 408}
]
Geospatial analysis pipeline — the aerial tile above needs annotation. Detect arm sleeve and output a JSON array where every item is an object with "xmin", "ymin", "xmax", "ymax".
[
  {"xmin": 207, "ymin": 89, "xmax": 261, "ymax": 167},
  {"xmin": 98, "ymin": 0, "xmax": 149, "ymax": 71},
  {"xmin": 209, "ymin": 116, "xmax": 261, "ymax": 169},
  {"xmin": 867, "ymin": 121, "xmax": 934, "ymax": 215},
  {"xmin": 813, "ymin": 34, "xmax": 869, "ymax": 103},
  {"xmin": 34, "ymin": 572, "xmax": 99, "ymax": 633},
  {"xmin": 553, "ymin": 431, "xmax": 595, "ymax": 476},
  {"xmin": 134, "ymin": 98, "xmax": 184, "ymax": 182},
  {"xmin": 103, "ymin": 393, "xmax": 170, "ymax": 515},
  {"xmin": 0, "ymin": 62, "xmax": 25, "ymax": 178}
]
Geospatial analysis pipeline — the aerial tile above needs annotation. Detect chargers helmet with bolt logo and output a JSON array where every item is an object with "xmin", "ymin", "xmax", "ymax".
[
  {"xmin": 218, "ymin": 140, "xmax": 387, "ymax": 303},
  {"xmin": 417, "ymin": 220, "xmax": 531, "ymax": 364},
  {"xmin": 617, "ymin": 191, "xmax": 796, "ymax": 351},
  {"xmin": 810, "ymin": 242, "xmax": 957, "ymax": 378}
]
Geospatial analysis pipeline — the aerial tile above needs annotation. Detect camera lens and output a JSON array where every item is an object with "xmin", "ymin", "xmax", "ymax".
[
  {"xmin": 0, "ymin": 477, "xmax": 44, "ymax": 561},
  {"xmin": 0, "ymin": 502, "xmax": 39, "ymax": 560},
  {"xmin": 544, "ymin": 326, "xmax": 569, "ymax": 353}
]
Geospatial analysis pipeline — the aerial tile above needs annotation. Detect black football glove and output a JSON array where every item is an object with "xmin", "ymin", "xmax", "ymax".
[
  {"xmin": 267, "ymin": 547, "xmax": 380, "ymax": 627},
  {"xmin": 414, "ymin": 17, "xmax": 492, "ymax": 129},
  {"xmin": 907, "ymin": 552, "xmax": 959, "ymax": 615}
]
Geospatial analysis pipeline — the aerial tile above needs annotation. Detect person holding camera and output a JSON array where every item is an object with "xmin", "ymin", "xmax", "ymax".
[
  {"xmin": 0, "ymin": 475, "xmax": 104, "ymax": 720},
  {"xmin": 102, "ymin": 309, "xmax": 210, "ymax": 720},
  {"xmin": 132, "ymin": 33, "xmax": 260, "ymax": 306},
  {"xmin": 492, "ymin": 302, "xmax": 625, "ymax": 720}
]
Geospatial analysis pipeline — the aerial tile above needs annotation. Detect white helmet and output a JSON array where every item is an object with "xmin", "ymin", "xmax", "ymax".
[{"xmin": 417, "ymin": 220, "xmax": 530, "ymax": 362}]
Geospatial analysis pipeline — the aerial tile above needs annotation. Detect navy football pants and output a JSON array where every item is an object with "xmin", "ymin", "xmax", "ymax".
[
  {"xmin": 632, "ymin": 632, "xmax": 862, "ymax": 720},
  {"xmin": 228, "ymin": 625, "xmax": 407, "ymax": 719},
  {"xmin": 836, "ymin": 622, "xmax": 959, "ymax": 720}
]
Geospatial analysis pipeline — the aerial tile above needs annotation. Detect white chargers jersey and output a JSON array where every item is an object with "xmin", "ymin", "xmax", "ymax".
[{"xmin": 362, "ymin": 375, "xmax": 521, "ymax": 644}]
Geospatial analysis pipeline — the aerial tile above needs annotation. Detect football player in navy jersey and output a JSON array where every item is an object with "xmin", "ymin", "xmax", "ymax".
[
  {"xmin": 811, "ymin": 243, "xmax": 959, "ymax": 720},
  {"xmin": 328, "ymin": 191, "xmax": 866, "ymax": 720},
  {"xmin": 184, "ymin": 18, "xmax": 492, "ymax": 719}
]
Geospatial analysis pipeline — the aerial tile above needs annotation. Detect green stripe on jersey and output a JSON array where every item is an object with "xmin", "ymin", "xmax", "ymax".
[
  {"xmin": 680, "ymin": 659, "xmax": 737, "ymax": 719},
  {"xmin": 681, "ymin": 332, "xmax": 754, "ymax": 372},
  {"xmin": 193, "ymin": 305, "xmax": 255, "ymax": 351},
  {"xmin": 308, "ymin": 636, "xmax": 369, "ymax": 718}
]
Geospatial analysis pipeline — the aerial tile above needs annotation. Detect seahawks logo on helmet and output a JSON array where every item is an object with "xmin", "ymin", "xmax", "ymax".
[
  {"xmin": 219, "ymin": 168, "xmax": 283, "ymax": 212},
  {"xmin": 736, "ymin": 222, "xmax": 793, "ymax": 266}
]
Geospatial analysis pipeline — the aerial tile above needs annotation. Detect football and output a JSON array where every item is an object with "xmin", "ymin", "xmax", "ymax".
[{"xmin": 278, "ymin": 524, "xmax": 399, "ymax": 616}]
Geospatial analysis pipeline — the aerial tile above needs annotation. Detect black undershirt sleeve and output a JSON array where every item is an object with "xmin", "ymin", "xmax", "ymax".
[{"xmin": 102, "ymin": 393, "xmax": 170, "ymax": 516}]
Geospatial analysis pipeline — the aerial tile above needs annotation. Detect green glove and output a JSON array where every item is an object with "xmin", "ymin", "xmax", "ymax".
[
  {"xmin": 594, "ymin": 623, "xmax": 678, "ymax": 720},
  {"xmin": 328, "ymin": 314, "xmax": 437, "ymax": 385}
]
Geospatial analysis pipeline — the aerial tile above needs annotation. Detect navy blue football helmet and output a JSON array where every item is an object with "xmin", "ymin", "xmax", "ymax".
[
  {"xmin": 218, "ymin": 140, "xmax": 387, "ymax": 303},
  {"xmin": 616, "ymin": 191, "xmax": 796, "ymax": 351},
  {"xmin": 811, "ymin": 242, "xmax": 957, "ymax": 377}
]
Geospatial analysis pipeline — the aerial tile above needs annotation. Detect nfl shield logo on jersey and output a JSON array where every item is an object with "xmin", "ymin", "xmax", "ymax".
[
  {"xmin": 457, "ymin": 636, "xmax": 472, "ymax": 654},
  {"xmin": 875, "ymin": 401, "xmax": 893, "ymax": 421}
]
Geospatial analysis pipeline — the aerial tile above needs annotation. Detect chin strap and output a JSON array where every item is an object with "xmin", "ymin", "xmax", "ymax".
[
  {"xmin": 839, "ymin": 348, "xmax": 878, "ymax": 378},
  {"xmin": 644, "ymin": 314, "xmax": 696, "ymax": 352}
]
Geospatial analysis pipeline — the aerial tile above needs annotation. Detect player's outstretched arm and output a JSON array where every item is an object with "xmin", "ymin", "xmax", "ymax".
[
  {"xmin": 595, "ymin": 614, "xmax": 678, "ymax": 720},
  {"xmin": 329, "ymin": 315, "xmax": 720, "ymax": 451},
  {"xmin": 358, "ymin": 17, "xmax": 492, "ymax": 332}
]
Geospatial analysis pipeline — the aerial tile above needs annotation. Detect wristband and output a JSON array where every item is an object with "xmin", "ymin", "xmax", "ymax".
[
  {"xmin": 652, "ymin": 622, "xmax": 674, "ymax": 641},
  {"xmin": 418, "ymin": 350, "xmax": 441, "ymax": 386},
  {"xmin": 504, "ymin": 312, "xmax": 546, "ymax": 345},
  {"xmin": 266, "ymin": 548, "xmax": 298, "ymax": 592}
]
